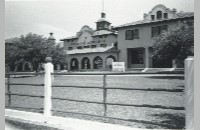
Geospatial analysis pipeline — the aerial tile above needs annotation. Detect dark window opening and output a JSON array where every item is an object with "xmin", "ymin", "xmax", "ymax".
[
  {"xmin": 91, "ymin": 45, "xmax": 97, "ymax": 48},
  {"xmin": 125, "ymin": 30, "xmax": 133, "ymax": 40},
  {"xmin": 152, "ymin": 25, "xmax": 168, "ymax": 37},
  {"xmin": 157, "ymin": 11, "xmax": 162, "ymax": 19},
  {"xmin": 125, "ymin": 29, "xmax": 140, "ymax": 40},
  {"xmin": 100, "ymin": 44, "xmax": 107, "ymax": 47},
  {"xmin": 77, "ymin": 46, "xmax": 82, "ymax": 49},
  {"xmin": 164, "ymin": 13, "xmax": 168, "ymax": 19},
  {"xmin": 83, "ymin": 45, "xmax": 90, "ymax": 48},
  {"xmin": 68, "ymin": 47, "xmax": 73, "ymax": 50},
  {"xmin": 93, "ymin": 56, "xmax": 103, "ymax": 69},
  {"xmin": 130, "ymin": 48, "xmax": 144, "ymax": 64},
  {"xmin": 133, "ymin": 29, "xmax": 139, "ymax": 39},
  {"xmin": 151, "ymin": 15, "xmax": 155, "ymax": 20}
]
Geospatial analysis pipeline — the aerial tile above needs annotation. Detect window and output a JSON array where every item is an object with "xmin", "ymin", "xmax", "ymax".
[
  {"xmin": 68, "ymin": 47, "xmax": 73, "ymax": 50},
  {"xmin": 77, "ymin": 46, "xmax": 82, "ymax": 49},
  {"xmin": 133, "ymin": 29, "xmax": 139, "ymax": 39},
  {"xmin": 125, "ymin": 30, "xmax": 133, "ymax": 40},
  {"xmin": 125, "ymin": 29, "xmax": 139, "ymax": 40},
  {"xmin": 100, "ymin": 44, "xmax": 107, "ymax": 47},
  {"xmin": 99, "ymin": 35, "xmax": 103, "ymax": 38},
  {"xmin": 157, "ymin": 11, "xmax": 162, "ymax": 19},
  {"xmin": 131, "ymin": 48, "xmax": 144, "ymax": 64},
  {"xmin": 83, "ymin": 45, "xmax": 90, "ymax": 48},
  {"xmin": 164, "ymin": 13, "xmax": 168, "ymax": 19},
  {"xmin": 152, "ymin": 25, "xmax": 168, "ymax": 37},
  {"xmin": 151, "ymin": 15, "xmax": 155, "ymax": 20},
  {"xmin": 91, "ymin": 45, "xmax": 97, "ymax": 48}
]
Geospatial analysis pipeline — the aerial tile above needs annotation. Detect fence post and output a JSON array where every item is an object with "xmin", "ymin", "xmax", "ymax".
[
  {"xmin": 7, "ymin": 72, "xmax": 11, "ymax": 107},
  {"xmin": 103, "ymin": 74, "xmax": 107, "ymax": 116},
  {"xmin": 44, "ymin": 57, "xmax": 54, "ymax": 117},
  {"xmin": 185, "ymin": 56, "xmax": 194, "ymax": 130}
]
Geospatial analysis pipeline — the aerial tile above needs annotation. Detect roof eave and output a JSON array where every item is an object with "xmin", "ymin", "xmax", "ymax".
[{"xmin": 113, "ymin": 16, "xmax": 194, "ymax": 30}]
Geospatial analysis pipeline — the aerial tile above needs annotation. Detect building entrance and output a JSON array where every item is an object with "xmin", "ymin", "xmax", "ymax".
[
  {"xmin": 71, "ymin": 58, "xmax": 79, "ymax": 70},
  {"xmin": 127, "ymin": 48, "xmax": 145, "ymax": 68}
]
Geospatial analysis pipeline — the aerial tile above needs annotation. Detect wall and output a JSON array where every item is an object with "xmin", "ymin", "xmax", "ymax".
[{"xmin": 117, "ymin": 20, "xmax": 181, "ymax": 68}]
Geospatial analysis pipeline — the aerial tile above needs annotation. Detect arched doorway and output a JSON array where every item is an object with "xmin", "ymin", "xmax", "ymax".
[
  {"xmin": 81, "ymin": 57, "xmax": 90, "ymax": 69},
  {"xmin": 106, "ymin": 55, "xmax": 116, "ymax": 69},
  {"xmin": 93, "ymin": 56, "xmax": 103, "ymax": 69},
  {"xmin": 22, "ymin": 62, "xmax": 33, "ymax": 71},
  {"xmin": 71, "ymin": 58, "xmax": 79, "ymax": 70}
]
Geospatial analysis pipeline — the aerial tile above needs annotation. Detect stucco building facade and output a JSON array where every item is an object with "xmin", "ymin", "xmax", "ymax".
[
  {"xmin": 113, "ymin": 4, "xmax": 194, "ymax": 69},
  {"xmin": 61, "ymin": 4, "xmax": 193, "ymax": 71},
  {"xmin": 61, "ymin": 13, "xmax": 119, "ymax": 71}
]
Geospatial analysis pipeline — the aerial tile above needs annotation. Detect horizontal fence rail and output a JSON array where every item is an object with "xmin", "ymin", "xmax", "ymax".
[
  {"xmin": 52, "ymin": 72, "xmax": 184, "ymax": 75},
  {"xmin": 51, "ymin": 72, "xmax": 184, "ymax": 117},
  {"xmin": 5, "ymin": 69, "xmax": 185, "ymax": 126},
  {"xmin": 5, "ymin": 72, "xmax": 44, "ymax": 107}
]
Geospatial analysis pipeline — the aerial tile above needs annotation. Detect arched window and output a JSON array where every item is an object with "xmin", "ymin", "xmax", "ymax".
[
  {"xmin": 156, "ymin": 11, "xmax": 162, "ymax": 19},
  {"xmin": 106, "ymin": 55, "xmax": 116, "ymax": 69},
  {"xmin": 81, "ymin": 57, "xmax": 90, "ymax": 69},
  {"xmin": 70, "ymin": 58, "xmax": 79, "ymax": 70},
  {"xmin": 93, "ymin": 56, "xmax": 103, "ymax": 69}
]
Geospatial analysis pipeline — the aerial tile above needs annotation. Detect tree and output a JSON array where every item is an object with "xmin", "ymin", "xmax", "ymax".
[
  {"xmin": 151, "ymin": 20, "xmax": 194, "ymax": 67},
  {"xmin": 5, "ymin": 33, "xmax": 68, "ymax": 71}
]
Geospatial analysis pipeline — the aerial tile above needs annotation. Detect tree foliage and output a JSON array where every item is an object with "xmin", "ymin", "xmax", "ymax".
[
  {"xmin": 151, "ymin": 20, "xmax": 194, "ymax": 66},
  {"xmin": 5, "ymin": 33, "xmax": 67, "ymax": 71}
]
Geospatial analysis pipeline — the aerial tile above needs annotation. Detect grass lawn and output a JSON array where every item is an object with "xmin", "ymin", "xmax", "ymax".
[{"xmin": 5, "ymin": 74, "xmax": 185, "ymax": 129}]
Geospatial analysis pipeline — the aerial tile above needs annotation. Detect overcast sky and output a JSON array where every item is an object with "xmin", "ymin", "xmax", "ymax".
[{"xmin": 5, "ymin": 0, "xmax": 194, "ymax": 42}]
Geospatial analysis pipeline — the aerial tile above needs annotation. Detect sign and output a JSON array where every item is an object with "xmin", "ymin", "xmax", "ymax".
[{"xmin": 112, "ymin": 62, "xmax": 125, "ymax": 72}]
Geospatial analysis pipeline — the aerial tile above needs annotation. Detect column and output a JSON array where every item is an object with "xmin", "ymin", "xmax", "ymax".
[
  {"xmin": 78, "ymin": 62, "xmax": 82, "ymax": 70},
  {"xmin": 185, "ymin": 56, "xmax": 194, "ymax": 130},
  {"xmin": 145, "ymin": 47, "xmax": 149, "ymax": 68},
  {"xmin": 68, "ymin": 59, "xmax": 71, "ymax": 71},
  {"xmin": 90, "ymin": 58, "xmax": 94, "ymax": 70}
]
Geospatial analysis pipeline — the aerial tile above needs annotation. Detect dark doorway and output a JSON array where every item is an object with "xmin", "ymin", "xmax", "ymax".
[
  {"xmin": 93, "ymin": 56, "xmax": 103, "ymax": 69},
  {"xmin": 71, "ymin": 58, "xmax": 79, "ymax": 70},
  {"xmin": 106, "ymin": 55, "xmax": 116, "ymax": 69},
  {"xmin": 81, "ymin": 57, "xmax": 90, "ymax": 69},
  {"xmin": 127, "ymin": 48, "xmax": 145, "ymax": 68}
]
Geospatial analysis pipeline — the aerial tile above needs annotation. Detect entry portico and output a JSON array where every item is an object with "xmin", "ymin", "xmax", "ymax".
[{"xmin": 67, "ymin": 49, "xmax": 119, "ymax": 71}]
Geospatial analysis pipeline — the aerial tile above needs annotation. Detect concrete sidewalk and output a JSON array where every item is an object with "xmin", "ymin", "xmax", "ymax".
[{"xmin": 5, "ymin": 109, "xmax": 176, "ymax": 130}]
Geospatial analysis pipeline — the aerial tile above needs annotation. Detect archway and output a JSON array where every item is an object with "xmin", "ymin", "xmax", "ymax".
[
  {"xmin": 106, "ymin": 55, "xmax": 116, "ymax": 69},
  {"xmin": 22, "ymin": 62, "xmax": 33, "ymax": 72},
  {"xmin": 70, "ymin": 58, "xmax": 79, "ymax": 70},
  {"xmin": 81, "ymin": 57, "xmax": 90, "ymax": 69},
  {"xmin": 93, "ymin": 56, "xmax": 103, "ymax": 69}
]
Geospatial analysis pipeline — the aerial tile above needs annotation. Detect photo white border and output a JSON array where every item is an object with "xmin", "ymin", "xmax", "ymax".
[{"xmin": 1, "ymin": 0, "xmax": 199, "ymax": 129}]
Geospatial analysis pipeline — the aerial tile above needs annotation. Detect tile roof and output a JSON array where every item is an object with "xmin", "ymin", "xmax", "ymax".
[
  {"xmin": 66, "ymin": 45, "xmax": 117, "ymax": 55},
  {"xmin": 60, "ymin": 36, "xmax": 78, "ymax": 41},
  {"xmin": 113, "ymin": 12, "xmax": 194, "ymax": 29},
  {"xmin": 92, "ymin": 30, "xmax": 116, "ymax": 36},
  {"xmin": 61, "ymin": 30, "xmax": 117, "ymax": 41}
]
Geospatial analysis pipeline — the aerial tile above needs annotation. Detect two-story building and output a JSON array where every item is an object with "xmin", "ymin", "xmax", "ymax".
[
  {"xmin": 113, "ymin": 4, "xmax": 194, "ymax": 69},
  {"xmin": 61, "ymin": 4, "xmax": 193, "ymax": 71},
  {"xmin": 61, "ymin": 12, "xmax": 119, "ymax": 71}
]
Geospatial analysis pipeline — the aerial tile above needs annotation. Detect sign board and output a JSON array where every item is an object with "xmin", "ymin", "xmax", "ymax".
[{"xmin": 112, "ymin": 62, "xmax": 125, "ymax": 72}]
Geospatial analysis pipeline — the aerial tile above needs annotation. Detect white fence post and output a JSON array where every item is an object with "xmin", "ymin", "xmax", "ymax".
[
  {"xmin": 44, "ymin": 57, "xmax": 54, "ymax": 117},
  {"xmin": 185, "ymin": 56, "xmax": 194, "ymax": 130}
]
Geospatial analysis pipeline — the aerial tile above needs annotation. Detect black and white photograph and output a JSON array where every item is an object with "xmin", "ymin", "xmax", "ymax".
[{"xmin": 5, "ymin": 0, "xmax": 194, "ymax": 129}]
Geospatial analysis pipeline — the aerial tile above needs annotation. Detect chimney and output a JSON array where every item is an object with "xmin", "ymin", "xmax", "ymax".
[
  {"xmin": 172, "ymin": 8, "xmax": 177, "ymax": 17},
  {"xmin": 143, "ymin": 13, "xmax": 147, "ymax": 20}
]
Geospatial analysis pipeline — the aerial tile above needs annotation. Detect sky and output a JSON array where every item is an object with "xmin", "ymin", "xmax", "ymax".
[{"xmin": 5, "ymin": 0, "xmax": 194, "ymax": 42}]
